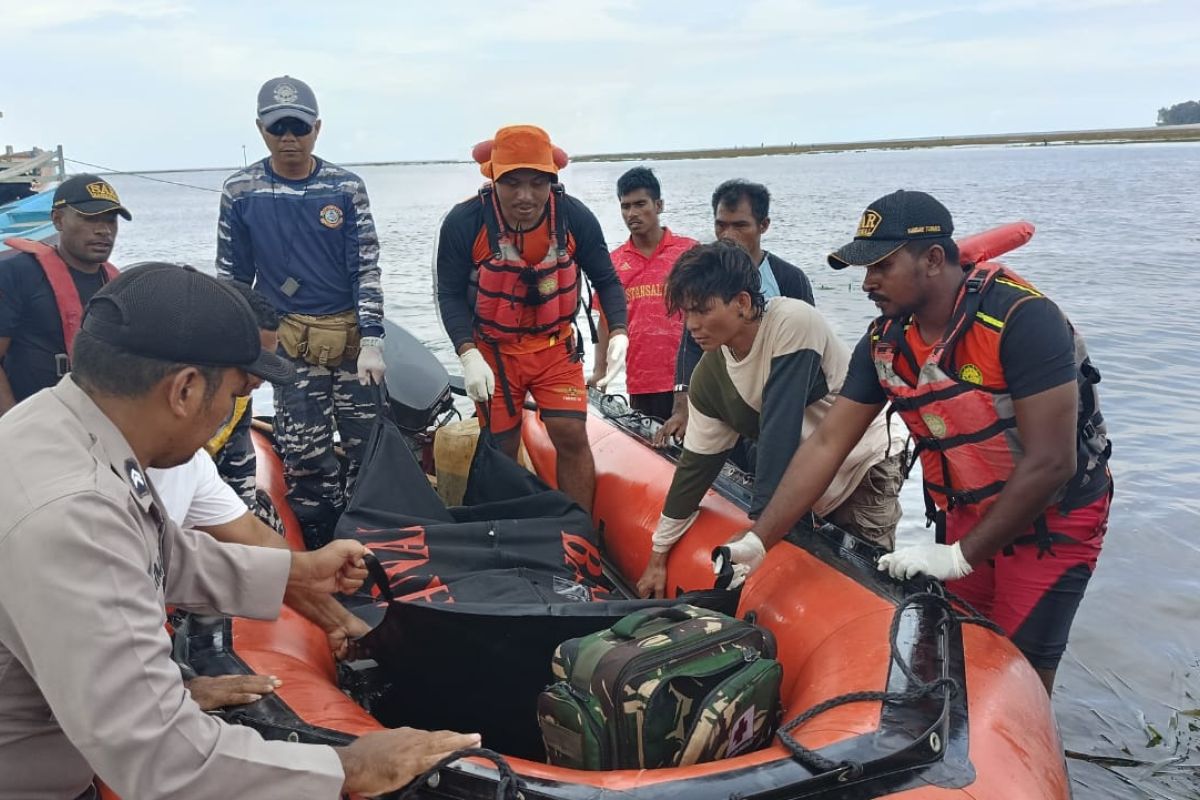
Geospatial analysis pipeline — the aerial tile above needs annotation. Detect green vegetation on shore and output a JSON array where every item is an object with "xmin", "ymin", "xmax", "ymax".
[
  {"xmin": 571, "ymin": 124, "xmax": 1200, "ymax": 164},
  {"xmin": 1157, "ymin": 101, "xmax": 1200, "ymax": 126},
  {"xmin": 110, "ymin": 124, "xmax": 1200, "ymax": 176}
]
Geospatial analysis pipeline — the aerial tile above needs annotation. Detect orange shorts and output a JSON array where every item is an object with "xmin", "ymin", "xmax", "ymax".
[{"xmin": 477, "ymin": 339, "xmax": 587, "ymax": 433}]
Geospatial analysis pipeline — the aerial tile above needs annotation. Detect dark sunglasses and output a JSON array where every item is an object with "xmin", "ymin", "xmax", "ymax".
[{"xmin": 265, "ymin": 118, "xmax": 313, "ymax": 137}]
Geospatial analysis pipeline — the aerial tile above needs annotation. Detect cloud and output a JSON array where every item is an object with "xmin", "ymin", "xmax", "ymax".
[
  {"xmin": 1, "ymin": 0, "xmax": 186, "ymax": 33},
  {"xmin": 4, "ymin": 0, "xmax": 1197, "ymax": 170}
]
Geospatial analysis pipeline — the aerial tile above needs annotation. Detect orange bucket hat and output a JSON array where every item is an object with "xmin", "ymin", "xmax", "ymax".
[{"xmin": 473, "ymin": 125, "xmax": 569, "ymax": 180}]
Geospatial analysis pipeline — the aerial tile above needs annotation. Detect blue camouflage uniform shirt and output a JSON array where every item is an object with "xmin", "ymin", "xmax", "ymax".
[{"xmin": 216, "ymin": 157, "xmax": 383, "ymax": 337}]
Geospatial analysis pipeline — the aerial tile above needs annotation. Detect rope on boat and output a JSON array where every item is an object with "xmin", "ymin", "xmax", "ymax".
[
  {"xmin": 776, "ymin": 587, "xmax": 1004, "ymax": 779},
  {"xmin": 396, "ymin": 746, "xmax": 523, "ymax": 800},
  {"xmin": 64, "ymin": 158, "xmax": 223, "ymax": 193}
]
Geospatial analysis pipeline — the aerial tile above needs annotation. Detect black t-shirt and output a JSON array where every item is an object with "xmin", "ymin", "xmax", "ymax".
[
  {"xmin": 0, "ymin": 251, "xmax": 110, "ymax": 402},
  {"xmin": 841, "ymin": 295, "xmax": 1078, "ymax": 405}
]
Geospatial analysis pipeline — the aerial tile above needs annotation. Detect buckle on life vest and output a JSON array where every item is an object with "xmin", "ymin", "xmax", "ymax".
[
  {"xmin": 946, "ymin": 490, "xmax": 981, "ymax": 511},
  {"xmin": 55, "ymin": 353, "xmax": 70, "ymax": 378},
  {"xmin": 964, "ymin": 272, "xmax": 987, "ymax": 293}
]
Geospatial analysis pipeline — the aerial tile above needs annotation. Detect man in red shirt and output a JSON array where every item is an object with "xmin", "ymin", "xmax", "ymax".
[{"xmin": 591, "ymin": 167, "xmax": 697, "ymax": 420}]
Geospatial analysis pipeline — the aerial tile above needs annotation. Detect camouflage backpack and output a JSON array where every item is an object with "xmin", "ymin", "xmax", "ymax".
[{"xmin": 537, "ymin": 604, "xmax": 782, "ymax": 770}]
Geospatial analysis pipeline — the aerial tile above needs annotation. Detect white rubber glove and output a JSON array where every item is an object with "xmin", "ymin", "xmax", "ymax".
[
  {"xmin": 356, "ymin": 337, "xmax": 386, "ymax": 386},
  {"xmin": 595, "ymin": 331, "xmax": 628, "ymax": 391},
  {"xmin": 714, "ymin": 531, "xmax": 767, "ymax": 589},
  {"xmin": 459, "ymin": 347, "xmax": 495, "ymax": 403},
  {"xmin": 650, "ymin": 511, "xmax": 700, "ymax": 554},
  {"xmin": 877, "ymin": 541, "xmax": 973, "ymax": 582}
]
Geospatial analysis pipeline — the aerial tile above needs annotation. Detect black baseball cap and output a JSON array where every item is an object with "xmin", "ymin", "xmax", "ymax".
[
  {"xmin": 82, "ymin": 263, "xmax": 296, "ymax": 384},
  {"xmin": 53, "ymin": 174, "xmax": 132, "ymax": 220},
  {"xmin": 827, "ymin": 190, "xmax": 953, "ymax": 270},
  {"xmin": 257, "ymin": 76, "xmax": 319, "ymax": 127}
]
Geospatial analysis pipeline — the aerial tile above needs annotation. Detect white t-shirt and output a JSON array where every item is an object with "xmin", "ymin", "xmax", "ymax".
[{"xmin": 148, "ymin": 450, "xmax": 248, "ymax": 529}]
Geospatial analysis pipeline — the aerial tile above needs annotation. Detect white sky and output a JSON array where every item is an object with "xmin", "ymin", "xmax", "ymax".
[{"xmin": 3, "ymin": 0, "xmax": 1197, "ymax": 171}]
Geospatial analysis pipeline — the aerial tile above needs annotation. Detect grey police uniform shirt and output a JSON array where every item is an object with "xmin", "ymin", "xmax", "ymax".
[{"xmin": 0, "ymin": 378, "xmax": 344, "ymax": 799}]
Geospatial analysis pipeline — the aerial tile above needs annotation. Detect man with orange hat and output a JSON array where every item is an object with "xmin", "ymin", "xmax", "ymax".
[{"xmin": 435, "ymin": 125, "xmax": 628, "ymax": 511}]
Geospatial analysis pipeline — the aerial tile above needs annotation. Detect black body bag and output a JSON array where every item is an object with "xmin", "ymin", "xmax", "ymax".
[{"xmin": 336, "ymin": 403, "xmax": 736, "ymax": 759}]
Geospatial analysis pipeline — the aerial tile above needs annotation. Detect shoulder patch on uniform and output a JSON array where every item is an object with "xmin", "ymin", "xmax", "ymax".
[
  {"xmin": 125, "ymin": 458, "xmax": 150, "ymax": 497},
  {"xmin": 319, "ymin": 204, "xmax": 344, "ymax": 229}
]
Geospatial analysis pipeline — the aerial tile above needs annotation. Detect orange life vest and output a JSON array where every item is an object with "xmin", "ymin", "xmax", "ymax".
[
  {"xmin": 471, "ymin": 185, "xmax": 580, "ymax": 344},
  {"xmin": 871, "ymin": 262, "xmax": 1109, "ymax": 519},
  {"xmin": 2, "ymin": 237, "xmax": 119, "ymax": 365}
]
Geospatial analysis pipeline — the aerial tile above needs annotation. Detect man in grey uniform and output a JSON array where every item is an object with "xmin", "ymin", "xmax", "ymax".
[{"xmin": 0, "ymin": 264, "xmax": 478, "ymax": 799}]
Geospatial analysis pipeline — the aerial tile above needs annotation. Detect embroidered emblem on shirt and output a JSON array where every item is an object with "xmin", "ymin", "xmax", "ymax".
[
  {"xmin": 125, "ymin": 458, "xmax": 150, "ymax": 497},
  {"xmin": 319, "ymin": 204, "xmax": 344, "ymax": 229}
]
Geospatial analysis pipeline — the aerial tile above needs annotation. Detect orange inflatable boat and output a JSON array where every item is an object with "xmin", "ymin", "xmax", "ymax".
[{"xmin": 168, "ymin": 221, "xmax": 1070, "ymax": 800}]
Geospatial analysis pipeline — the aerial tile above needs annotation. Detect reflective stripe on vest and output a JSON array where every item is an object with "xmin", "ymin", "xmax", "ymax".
[
  {"xmin": 2, "ymin": 237, "xmax": 119, "ymax": 361},
  {"xmin": 471, "ymin": 186, "xmax": 580, "ymax": 343},
  {"xmin": 872, "ymin": 262, "xmax": 1108, "ymax": 515}
]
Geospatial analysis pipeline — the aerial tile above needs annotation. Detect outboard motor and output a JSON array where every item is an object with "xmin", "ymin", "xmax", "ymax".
[{"xmin": 381, "ymin": 319, "xmax": 455, "ymax": 439}]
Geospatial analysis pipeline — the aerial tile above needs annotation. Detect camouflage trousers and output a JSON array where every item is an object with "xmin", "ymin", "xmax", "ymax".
[
  {"xmin": 823, "ymin": 452, "xmax": 905, "ymax": 550},
  {"xmin": 211, "ymin": 408, "xmax": 256, "ymax": 510},
  {"xmin": 274, "ymin": 351, "xmax": 378, "ymax": 547}
]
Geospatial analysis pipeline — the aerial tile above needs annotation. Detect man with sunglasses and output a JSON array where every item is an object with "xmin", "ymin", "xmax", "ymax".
[{"xmin": 217, "ymin": 75, "xmax": 387, "ymax": 550}]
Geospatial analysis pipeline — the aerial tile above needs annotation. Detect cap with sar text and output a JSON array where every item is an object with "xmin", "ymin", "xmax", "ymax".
[
  {"xmin": 82, "ymin": 263, "xmax": 296, "ymax": 384},
  {"xmin": 827, "ymin": 190, "xmax": 954, "ymax": 269},
  {"xmin": 52, "ymin": 174, "xmax": 132, "ymax": 221}
]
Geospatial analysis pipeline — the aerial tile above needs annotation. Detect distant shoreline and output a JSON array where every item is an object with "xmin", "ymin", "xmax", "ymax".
[
  {"xmin": 115, "ymin": 124, "xmax": 1200, "ymax": 175},
  {"xmin": 572, "ymin": 124, "xmax": 1200, "ymax": 163}
]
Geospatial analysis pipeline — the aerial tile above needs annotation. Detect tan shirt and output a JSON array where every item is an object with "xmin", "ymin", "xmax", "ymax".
[
  {"xmin": 669, "ymin": 298, "xmax": 903, "ymax": 518},
  {"xmin": 0, "ymin": 378, "xmax": 344, "ymax": 799}
]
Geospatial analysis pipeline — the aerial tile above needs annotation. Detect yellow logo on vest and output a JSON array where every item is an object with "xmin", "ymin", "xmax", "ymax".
[
  {"xmin": 857, "ymin": 210, "xmax": 883, "ymax": 238},
  {"xmin": 921, "ymin": 413, "xmax": 947, "ymax": 438},
  {"xmin": 538, "ymin": 276, "xmax": 559, "ymax": 296},
  {"xmin": 319, "ymin": 204, "xmax": 344, "ymax": 229},
  {"xmin": 86, "ymin": 181, "xmax": 121, "ymax": 204},
  {"xmin": 959, "ymin": 364, "xmax": 983, "ymax": 385}
]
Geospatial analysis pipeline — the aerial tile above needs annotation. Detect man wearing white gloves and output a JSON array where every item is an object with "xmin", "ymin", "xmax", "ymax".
[
  {"xmin": 217, "ymin": 75, "xmax": 387, "ymax": 549},
  {"xmin": 436, "ymin": 125, "xmax": 629, "ymax": 512},
  {"xmin": 718, "ymin": 191, "xmax": 1112, "ymax": 695},
  {"xmin": 637, "ymin": 241, "xmax": 904, "ymax": 599}
]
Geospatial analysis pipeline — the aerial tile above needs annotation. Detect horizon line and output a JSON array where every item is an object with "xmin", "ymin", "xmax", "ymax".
[{"xmin": 62, "ymin": 123, "xmax": 1200, "ymax": 178}]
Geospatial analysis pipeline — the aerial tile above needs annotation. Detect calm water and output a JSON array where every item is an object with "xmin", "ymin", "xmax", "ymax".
[{"xmin": 108, "ymin": 143, "xmax": 1200, "ymax": 798}]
